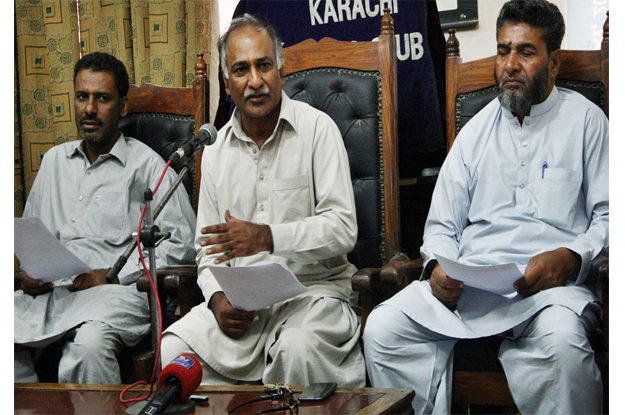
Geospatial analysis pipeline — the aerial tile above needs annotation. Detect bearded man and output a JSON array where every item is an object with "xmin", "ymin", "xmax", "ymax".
[{"xmin": 362, "ymin": 1, "xmax": 608, "ymax": 414}]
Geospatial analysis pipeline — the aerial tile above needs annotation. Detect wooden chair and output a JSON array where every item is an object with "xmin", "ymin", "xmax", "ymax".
[
  {"xmin": 152, "ymin": 9, "xmax": 403, "ymax": 351},
  {"xmin": 119, "ymin": 53, "xmax": 209, "ymax": 383},
  {"xmin": 357, "ymin": 13, "xmax": 610, "ymax": 415}
]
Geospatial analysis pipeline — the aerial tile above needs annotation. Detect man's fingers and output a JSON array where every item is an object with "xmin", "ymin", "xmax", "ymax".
[{"xmin": 200, "ymin": 223, "xmax": 229, "ymax": 235}]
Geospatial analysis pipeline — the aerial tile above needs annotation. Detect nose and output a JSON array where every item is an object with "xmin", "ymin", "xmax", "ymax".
[
  {"xmin": 84, "ymin": 97, "xmax": 97, "ymax": 115},
  {"xmin": 248, "ymin": 67, "xmax": 263, "ymax": 90},
  {"xmin": 504, "ymin": 51, "xmax": 521, "ymax": 74}
]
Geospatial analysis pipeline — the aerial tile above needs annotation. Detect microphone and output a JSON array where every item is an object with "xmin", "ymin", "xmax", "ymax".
[
  {"xmin": 169, "ymin": 123, "xmax": 218, "ymax": 162},
  {"xmin": 137, "ymin": 354, "xmax": 202, "ymax": 415}
]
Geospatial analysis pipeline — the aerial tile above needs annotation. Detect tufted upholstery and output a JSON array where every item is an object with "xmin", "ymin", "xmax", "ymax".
[
  {"xmin": 118, "ymin": 113, "xmax": 197, "ymax": 208},
  {"xmin": 455, "ymin": 80, "xmax": 605, "ymax": 136},
  {"xmin": 283, "ymin": 69, "xmax": 384, "ymax": 269}
]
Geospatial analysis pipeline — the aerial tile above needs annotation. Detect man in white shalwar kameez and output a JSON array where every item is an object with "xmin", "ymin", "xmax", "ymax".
[
  {"xmin": 363, "ymin": 1, "xmax": 608, "ymax": 414},
  {"xmin": 161, "ymin": 15, "xmax": 365, "ymax": 387},
  {"xmin": 14, "ymin": 52, "xmax": 196, "ymax": 384}
]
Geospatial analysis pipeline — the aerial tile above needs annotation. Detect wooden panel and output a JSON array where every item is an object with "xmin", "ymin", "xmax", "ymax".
[{"xmin": 452, "ymin": 372, "xmax": 515, "ymax": 406}]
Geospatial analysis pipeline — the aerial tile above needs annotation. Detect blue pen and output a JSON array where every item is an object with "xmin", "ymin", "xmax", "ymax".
[{"xmin": 542, "ymin": 161, "xmax": 548, "ymax": 178}]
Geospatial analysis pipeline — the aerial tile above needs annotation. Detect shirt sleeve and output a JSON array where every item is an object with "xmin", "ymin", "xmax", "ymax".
[
  {"xmin": 419, "ymin": 125, "xmax": 473, "ymax": 279},
  {"xmin": 561, "ymin": 107, "xmax": 609, "ymax": 284},
  {"xmin": 269, "ymin": 114, "xmax": 358, "ymax": 262}
]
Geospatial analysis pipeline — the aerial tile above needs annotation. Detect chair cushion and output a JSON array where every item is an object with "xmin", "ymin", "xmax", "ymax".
[
  {"xmin": 284, "ymin": 68, "xmax": 384, "ymax": 269},
  {"xmin": 119, "ymin": 114, "xmax": 197, "ymax": 209}
]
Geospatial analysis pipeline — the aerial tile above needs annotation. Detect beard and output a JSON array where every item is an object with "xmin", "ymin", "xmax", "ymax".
[{"xmin": 496, "ymin": 66, "xmax": 550, "ymax": 114}]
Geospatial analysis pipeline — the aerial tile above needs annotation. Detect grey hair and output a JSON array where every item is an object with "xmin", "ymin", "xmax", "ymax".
[{"xmin": 219, "ymin": 13, "xmax": 284, "ymax": 80}]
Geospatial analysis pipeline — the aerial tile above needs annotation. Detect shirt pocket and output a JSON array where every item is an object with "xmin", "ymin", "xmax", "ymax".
[
  {"xmin": 531, "ymin": 168, "xmax": 582, "ymax": 229},
  {"xmin": 270, "ymin": 175, "xmax": 311, "ymax": 221},
  {"xmin": 83, "ymin": 191, "xmax": 127, "ymax": 243}
]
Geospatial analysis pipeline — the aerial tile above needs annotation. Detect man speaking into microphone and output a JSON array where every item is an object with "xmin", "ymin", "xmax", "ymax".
[{"xmin": 14, "ymin": 52, "xmax": 196, "ymax": 384}]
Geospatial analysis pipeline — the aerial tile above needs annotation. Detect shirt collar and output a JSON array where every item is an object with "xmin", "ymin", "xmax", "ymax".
[
  {"xmin": 229, "ymin": 91, "xmax": 297, "ymax": 143},
  {"xmin": 68, "ymin": 133, "xmax": 128, "ymax": 166},
  {"xmin": 501, "ymin": 86, "xmax": 560, "ymax": 120}
]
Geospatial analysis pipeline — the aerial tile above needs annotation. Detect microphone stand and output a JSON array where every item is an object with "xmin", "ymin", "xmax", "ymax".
[
  {"xmin": 106, "ymin": 154, "xmax": 196, "ymax": 384},
  {"xmin": 105, "ymin": 155, "xmax": 195, "ymax": 284}
]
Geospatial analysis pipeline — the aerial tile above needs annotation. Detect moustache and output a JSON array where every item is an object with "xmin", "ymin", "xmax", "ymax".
[
  {"xmin": 79, "ymin": 116, "xmax": 103, "ymax": 126},
  {"xmin": 499, "ymin": 73, "xmax": 528, "ymax": 88},
  {"xmin": 244, "ymin": 86, "xmax": 270, "ymax": 100}
]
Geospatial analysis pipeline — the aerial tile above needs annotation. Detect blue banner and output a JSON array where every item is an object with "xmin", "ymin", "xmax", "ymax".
[{"xmin": 233, "ymin": 0, "xmax": 447, "ymax": 178}]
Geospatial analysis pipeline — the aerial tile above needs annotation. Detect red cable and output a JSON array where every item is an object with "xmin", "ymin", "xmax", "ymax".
[{"xmin": 119, "ymin": 160, "xmax": 172, "ymax": 404}]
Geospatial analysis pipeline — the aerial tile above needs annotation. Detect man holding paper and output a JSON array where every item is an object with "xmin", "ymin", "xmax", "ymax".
[
  {"xmin": 14, "ymin": 52, "xmax": 196, "ymax": 384},
  {"xmin": 363, "ymin": 1, "xmax": 608, "ymax": 414},
  {"xmin": 161, "ymin": 15, "xmax": 365, "ymax": 387}
]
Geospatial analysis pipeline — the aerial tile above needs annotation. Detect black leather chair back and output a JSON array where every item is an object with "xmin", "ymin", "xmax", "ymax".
[
  {"xmin": 455, "ymin": 80, "xmax": 606, "ymax": 135},
  {"xmin": 284, "ymin": 69, "xmax": 384, "ymax": 269},
  {"xmin": 118, "ymin": 114, "xmax": 197, "ymax": 209}
]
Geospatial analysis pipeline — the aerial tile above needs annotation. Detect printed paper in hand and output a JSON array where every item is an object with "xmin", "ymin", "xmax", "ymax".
[
  {"xmin": 208, "ymin": 261, "xmax": 309, "ymax": 311},
  {"xmin": 14, "ymin": 217, "xmax": 92, "ymax": 283},
  {"xmin": 434, "ymin": 253, "xmax": 523, "ymax": 296}
]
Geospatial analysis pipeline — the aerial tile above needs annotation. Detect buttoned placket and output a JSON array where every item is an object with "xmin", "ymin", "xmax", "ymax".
[
  {"xmin": 515, "ymin": 117, "xmax": 532, "ymax": 193},
  {"xmin": 253, "ymin": 143, "xmax": 269, "ymax": 222}
]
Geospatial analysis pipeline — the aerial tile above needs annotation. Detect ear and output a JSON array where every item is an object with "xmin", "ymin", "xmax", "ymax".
[
  {"xmin": 279, "ymin": 66, "xmax": 285, "ymax": 86},
  {"xmin": 549, "ymin": 49, "xmax": 561, "ymax": 79},
  {"xmin": 120, "ymin": 95, "xmax": 129, "ymax": 117}
]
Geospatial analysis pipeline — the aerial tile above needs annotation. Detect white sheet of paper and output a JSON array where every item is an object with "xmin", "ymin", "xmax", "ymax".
[
  {"xmin": 434, "ymin": 253, "xmax": 522, "ymax": 296},
  {"xmin": 208, "ymin": 261, "xmax": 310, "ymax": 311},
  {"xmin": 14, "ymin": 217, "xmax": 92, "ymax": 283}
]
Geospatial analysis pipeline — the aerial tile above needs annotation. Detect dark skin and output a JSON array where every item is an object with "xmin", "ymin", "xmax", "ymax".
[
  {"xmin": 20, "ymin": 269, "xmax": 117, "ymax": 297},
  {"xmin": 200, "ymin": 210, "xmax": 272, "ymax": 338},
  {"xmin": 430, "ymin": 248, "xmax": 581, "ymax": 308}
]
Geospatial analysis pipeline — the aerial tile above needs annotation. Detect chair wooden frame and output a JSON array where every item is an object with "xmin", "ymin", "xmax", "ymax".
[
  {"xmin": 124, "ymin": 53, "xmax": 210, "ymax": 209},
  {"xmin": 282, "ymin": 10, "xmax": 401, "ymax": 268},
  {"xmin": 128, "ymin": 53, "xmax": 209, "ymax": 383}
]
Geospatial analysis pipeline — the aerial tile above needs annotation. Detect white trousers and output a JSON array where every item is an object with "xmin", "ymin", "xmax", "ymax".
[
  {"xmin": 162, "ymin": 296, "xmax": 365, "ymax": 387},
  {"xmin": 363, "ymin": 304, "xmax": 602, "ymax": 415},
  {"xmin": 14, "ymin": 320, "xmax": 123, "ymax": 384}
]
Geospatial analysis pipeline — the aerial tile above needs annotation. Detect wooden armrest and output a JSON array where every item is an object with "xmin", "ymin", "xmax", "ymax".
[
  {"xmin": 136, "ymin": 266, "xmax": 197, "ymax": 293},
  {"xmin": 380, "ymin": 257, "xmax": 424, "ymax": 286}
]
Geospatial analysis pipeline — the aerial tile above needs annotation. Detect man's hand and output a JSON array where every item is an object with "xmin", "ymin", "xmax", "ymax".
[
  {"xmin": 20, "ymin": 273, "xmax": 54, "ymax": 297},
  {"xmin": 199, "ymin": 210, "xmax": 273, "ymax": 264},
  {"xmin": 209, "ymin": 292, "xmax": 258, "ymax": 339},
  {"xmin": 514, "ymin": 248, "xmax": 581, "ymax": 296},
  {"xmin": 68, "ymin": 269, "xmax": 113, "ymax": 292},
  {"xmin": 430, "ymin": 264, "xmax": 464, "ymax": 308}
]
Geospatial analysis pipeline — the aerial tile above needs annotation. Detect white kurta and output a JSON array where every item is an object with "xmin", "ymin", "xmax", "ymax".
[
  {"xmin": 166, "ymin": 92, "xmax": 365, "ymax": 385},
  {"xmin": 364, "ymin": 87, "xmax": 608, "ymax": 414},
  {"xmin": 387, "ymin": 87, "xmax": 608, "ymax": 335},
  {"xmin": 15, "ymin": 136, "xmax": 196, "ymax": 348}
]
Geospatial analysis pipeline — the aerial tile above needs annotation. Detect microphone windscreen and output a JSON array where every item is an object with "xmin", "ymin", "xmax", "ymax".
[
  {"xmin": 158, "ymin": 354, "xmax": 202, "ymax": 403},
  {"xmin": 198, "ymin": 123, "xmax": 218, "ymax": 146}
]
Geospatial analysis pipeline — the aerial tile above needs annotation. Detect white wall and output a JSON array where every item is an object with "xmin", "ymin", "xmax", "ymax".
[{"xmin": 445, "ymin": 0, "xmax": 607, "ymax": 63}]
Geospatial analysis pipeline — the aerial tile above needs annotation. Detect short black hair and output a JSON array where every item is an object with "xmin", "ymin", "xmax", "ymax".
[
  {"xmin": 496, "ymin": 0, "xmax": 565, "ymax": 54},
  {"xmin": 73, "ymin": 52, "xmax": 129, "ymax": 98}
]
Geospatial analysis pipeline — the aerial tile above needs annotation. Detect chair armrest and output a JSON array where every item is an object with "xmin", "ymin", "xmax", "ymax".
[
  {"xmin": 136, "ymin": 266, "xmax": 203, "ymax": 317},
  {"xmin": 380, "ymin": 257, "xmax": 424, "ymax": 286},
  {"xmin": 136, "ymin": 267, "xmax": 197, "ymax": 293}
]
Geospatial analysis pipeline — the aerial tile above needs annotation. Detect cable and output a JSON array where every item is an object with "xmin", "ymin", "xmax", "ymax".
[{"xmin": 119, "ymin": 160, "xmax": 172, "ymax": 404}]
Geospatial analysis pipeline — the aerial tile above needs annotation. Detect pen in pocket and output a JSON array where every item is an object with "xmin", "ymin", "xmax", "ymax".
[{"xmin": 542, "ymin": 161, "xmax": 548, "ymax": 178}]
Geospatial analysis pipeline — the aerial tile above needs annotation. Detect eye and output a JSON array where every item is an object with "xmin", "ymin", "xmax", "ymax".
[
  {"xmin": 76, "ymin": 93, "xmax": 87, "ymax": 100},
  {"xmin": 232, "ymin": 67, "xmax": 246, "ymax": 76},
  {"xmin": 99, "ymin": 95, "xmax": 110, "ymax": 102}
]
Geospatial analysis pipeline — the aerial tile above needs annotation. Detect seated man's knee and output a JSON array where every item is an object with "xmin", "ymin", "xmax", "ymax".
[
  {"xmin": 68, "ymin": 321, "xmax": 119, "ymax": 358},
  {"xmin": 161, "ymin": 333, "xmax": 194, "ymax": 366},
  {"xmin": 531, "ymin": 306, "xmax": 593, "ymax": 365},
  {"xmin": 363, "ymin": 305, "xmax": 405, "ymax": 351}
]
